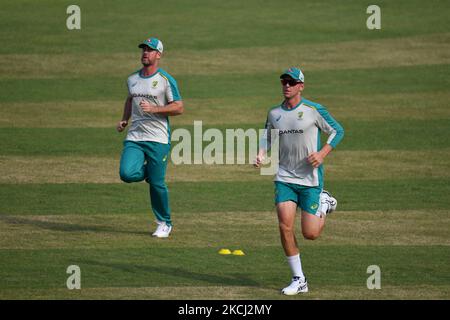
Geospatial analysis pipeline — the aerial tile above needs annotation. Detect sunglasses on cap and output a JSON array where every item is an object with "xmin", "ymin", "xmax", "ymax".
[{"xmin": 280, "ymin": 79, "xmax": 302, "ymax": 86}]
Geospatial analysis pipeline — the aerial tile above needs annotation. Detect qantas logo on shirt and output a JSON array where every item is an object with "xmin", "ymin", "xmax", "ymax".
[
  {"xmin": 279, "ymin": 129, "xmax": 304, "ymax": 135},
  {"xmin": 131, "ymin": 93, "xmax": 157, "ymax": 100}
]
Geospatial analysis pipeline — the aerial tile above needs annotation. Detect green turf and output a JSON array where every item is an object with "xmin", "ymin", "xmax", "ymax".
[
  {"xmin": 0, "ymin": 0, "xmax": 449, "ymax": 300},
  {"xmin": 1, "ymin": 119, "xmax": 448, "ymax": 156},
  {"xmin": 2, "ymin": 64, "xmax": 449, "ymax": 101},
  {"xmin": 1, "ymin": 0, "xmax": 449, "ymax": 54},
  {"xmin": 1, "ymin": 246, "xmax": 449, "ymax": 290},
  {"xmin": 0, "ymin": 178, "xmax": 449, "ymax": 215}
]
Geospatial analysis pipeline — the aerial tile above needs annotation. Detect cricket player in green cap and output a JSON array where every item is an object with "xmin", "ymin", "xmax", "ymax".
[
  {"xmin": 255, "ymin": 67, "xmax": 344, "ymax": 294},
  {"xmin": 117, "ymin": 37, "xmax": 183, "ymax": 238}
]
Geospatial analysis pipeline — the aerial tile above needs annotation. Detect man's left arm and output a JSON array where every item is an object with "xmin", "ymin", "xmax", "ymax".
[{"xmin": 308, "ymin": 106, "xmax": 344, "ymax": 168}]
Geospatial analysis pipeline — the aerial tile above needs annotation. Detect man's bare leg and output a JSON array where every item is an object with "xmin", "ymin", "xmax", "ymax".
[
  {"xmin": 301, "ymin": 210, "xmax": 326, "ymax": 240},
  {"xmin": 277, "ymin": 201, "xmax": 308, "ymax": 294},
  {"xmin": 277, "ymin": 201, "xmax": 299, "ymax": 256}
]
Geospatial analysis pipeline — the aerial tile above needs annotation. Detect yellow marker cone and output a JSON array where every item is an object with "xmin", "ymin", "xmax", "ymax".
[
  {"xmin": 218, "ymin": 248, "xmax": 231, "ymax": 255},
  {"xmin": 232, "ymin": 250, "xmax": 245, "ymax": 256}
]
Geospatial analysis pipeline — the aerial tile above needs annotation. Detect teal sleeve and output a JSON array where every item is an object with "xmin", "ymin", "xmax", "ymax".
[
  {"xmin": 167, "ymin": 76, "xmax": 182, "ymax": 102},
  {"xmin": 316, "ymin": 105, "xmax": 344, "ymax": 148}
]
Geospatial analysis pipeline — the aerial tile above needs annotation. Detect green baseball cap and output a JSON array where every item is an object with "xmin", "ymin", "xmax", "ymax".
[
  {"xmin": 280, "ymin": 67, "xmax": 304, "ymax": 83},
  {"xmin": 138, "ymin": 37, "xmax": 164, "ymax": 53}
]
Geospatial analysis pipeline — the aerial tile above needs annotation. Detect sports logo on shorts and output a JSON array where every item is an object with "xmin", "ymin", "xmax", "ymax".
[{"xmin": 310, "ymin": 203, "xmax": 318, "ymax": 210}]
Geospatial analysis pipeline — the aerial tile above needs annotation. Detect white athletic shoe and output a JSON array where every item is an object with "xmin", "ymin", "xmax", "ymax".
[
  {"xmin": 281, "ymin": 277, "xmax": 308, "ymax": 295},
  {"xmin": 320, "ymin": 190, "xmax": 337, "ymax": 215},
  {"xmin": 152, "ymin": 221, "xmax": 172, "ymax": 238}
]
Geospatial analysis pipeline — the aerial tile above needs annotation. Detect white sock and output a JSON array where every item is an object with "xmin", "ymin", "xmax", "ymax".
[{"xmin": 286, "ymin": 254, "xmax": 305, "ymax": 279}]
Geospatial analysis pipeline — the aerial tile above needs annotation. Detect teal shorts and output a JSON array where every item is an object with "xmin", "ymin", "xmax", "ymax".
[{"xmin": 274, "ymin": 181, "xmax": 321, "ymax": 215}]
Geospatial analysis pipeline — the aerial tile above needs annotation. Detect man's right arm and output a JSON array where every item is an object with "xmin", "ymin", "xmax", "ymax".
[
  {"xmin": 254, "ymin": 116, "xmax": 273, "ymax": 167},
  {"xmin": 117, "ymin": 96, "xmax": 132, "ymax": 132}
]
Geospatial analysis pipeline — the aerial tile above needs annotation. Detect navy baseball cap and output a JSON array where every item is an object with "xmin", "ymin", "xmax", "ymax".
[
  {"xmin": 280, "ymin": 67, "xmax": 304, "ymax": 83},
  {"xmin": 138, "ymin": 37, "xmax": 164, "ymax": 53}
]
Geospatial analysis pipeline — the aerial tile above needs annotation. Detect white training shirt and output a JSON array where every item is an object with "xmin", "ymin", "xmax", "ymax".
[
  {"xmin": 125, "ymin": 68, "xmax": 182, "ymax": 144},
  {"xmin": 262, "ymin": 98, "xmax": 344, "ymax": 187}
]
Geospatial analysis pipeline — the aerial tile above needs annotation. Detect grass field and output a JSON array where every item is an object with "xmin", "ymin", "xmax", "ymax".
[{"xmin": 0, "ymin": 0, "xmax": 449, "ymax": 300}]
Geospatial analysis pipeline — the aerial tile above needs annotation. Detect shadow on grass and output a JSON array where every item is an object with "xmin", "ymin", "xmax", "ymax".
[
  {"xmin": 0, "ymin": 215, "xmax": 150, "ymax": 236},
  {"xmin": 80, "ymin": 259, "xmax": 260, "ymax": 287}
]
